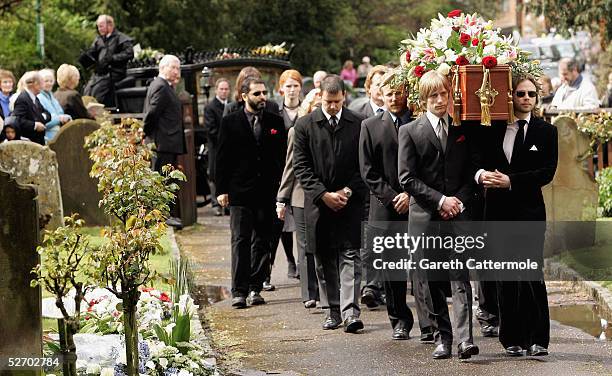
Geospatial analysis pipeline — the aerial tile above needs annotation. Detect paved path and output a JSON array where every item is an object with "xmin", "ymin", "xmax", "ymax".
[{"xmin": 177, "ymin": 207, "xmax": 612, "ymax": 376}]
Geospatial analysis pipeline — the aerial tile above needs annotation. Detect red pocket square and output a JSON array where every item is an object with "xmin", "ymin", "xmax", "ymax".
[
  {"xmin": 270, "ymin": 129, "xmax": 278, "ymax": 135},
  {"xmin": 456, "ymin": 135, "xmax": 466, "ymax": 142}
]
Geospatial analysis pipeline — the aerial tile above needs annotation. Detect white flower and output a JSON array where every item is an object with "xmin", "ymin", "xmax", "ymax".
[
  {"xmin": 159, "ymin": 358, "xmax": 169, "ymax": 368},
  {"xmin": 100, "ymin": 368, "xmax": 114, "ymax": 376},
  {"xmin": 146, "ymin": 361, "xmax": 156, "ymax": 369},
  {"xmin": 444, "ymin": 49, "xmax": 458, "ymax": 63},
  {"xmin": 498, "ymin": 55, "xmax": 509, "ymax": 64},
  {"xmin": 86, "ymin": 363, "xmax": 101, "ymax": 375},
  {"xmin": 483, "ymin": 44, "xmax": 496, "ymax": 56},
  {"xmin": 437, "ymin": 63, "xmax": 451, "ymax": 76},
  {"xmin": 177, "ymin": 370, "xmax": 193, "ymax": 376}
]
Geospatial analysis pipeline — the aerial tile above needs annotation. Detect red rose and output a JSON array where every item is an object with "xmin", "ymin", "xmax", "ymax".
[
  {"xmin": 414, "ymin": 66, "xmax": 426, "ymax": 77},
  {"xmin": 270, "ymin": 128, "xmax": 278, "ymax": 135},
  {"xmin": 447, "ymin": 9, "xmax": 462, "ymax": 18},
  {"xmin": 460, "ymin": 33, "xmax": 471, "ymax": 46},
  {"xmin": 405, "ymin": 51, "xmax": 411, "ymax": 62},
  {"xmin": 482, "ymin": 56, "xmax": 498, "ymax": 69},
  {"xmin": 472, "ymin": 38, "xmax": 479, "ymax": 46},
  {"xmin": 455, "ymin": 56, "xmax": 469, "ymax": 66},
  {"xmin": 160, "ymin": 292, "xmax": 171, "ymax": 302}
]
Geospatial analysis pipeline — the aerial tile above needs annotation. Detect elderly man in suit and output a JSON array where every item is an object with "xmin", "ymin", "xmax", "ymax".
[
  {"xmin": 398, "ymin": 71, "xmax": 479, "ymax": 359},
  {"xmin": 13, "ymin": 71, "xmax": 51, "ymax": 145},
  {"xmin": 476, "ymin": 74, "xmax": 558, "ymax": 357},
  {"xmin": 204, "ymin": 78, "xmax": 230, "ymax": 216},
  {"xmin": 359, "ymin": 71, "xmax": 420, "ymax": 340},
  {"xmin": 216, "ymin": 77, "xmax": 287, "ymax": 308},
  {"xmin": 143, "ymin": 54, "xmax": 185, "ymax": 228},
  {"xmin": 293, "ymin": 75, "xmax": 367, "ymax": 333}
]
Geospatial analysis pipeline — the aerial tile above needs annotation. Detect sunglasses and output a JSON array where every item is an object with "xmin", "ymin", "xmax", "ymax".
[
  {"xmin": 250, "ymin": 90, "xmax": 268, "ymax": 96},
  {"xmin": 515, "ymin": 90, "xmax": 537, "ymax": 98}
]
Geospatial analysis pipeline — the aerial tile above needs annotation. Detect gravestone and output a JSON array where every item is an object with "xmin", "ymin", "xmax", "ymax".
[
  {"xmin": 0, "ymin": 141, "xmax": 63, "ymax": 230},
  {"xmin": 543, "ymin": 115, "xmax": 598, "ymax": 255},
  {"xmin": 49, "ymin": 119, "xmax": 108, "ymax": 226},
  {"xmin": 0, "ymin": 170, "xmax": 42, "ymax": 374}
]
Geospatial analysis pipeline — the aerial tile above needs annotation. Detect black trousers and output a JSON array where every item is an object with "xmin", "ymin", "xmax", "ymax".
[
  {"xmin": 293, "ymin": 207, "xmax": 319, "ymax": 302},
  {"xmin": 155, "ymin": 152, "xmax": 179, "ymax": 217},
  {"xmin": 411, "ymin": 274, "xmax": 434, "ymax": 334},
  {"xmin": 383, "ymin": 279, "xmax": 414, "ymax": 330},
  {"xmin": 229, "ymin": 205, "xmax": 273, "ymax": 297},
  {"xmin": 476, "ymin": 281, "xmax": 499, "ymax": 328},
  {"xmin": 497, "ymin": 280, "xmax": 550, "ymax": 349}
]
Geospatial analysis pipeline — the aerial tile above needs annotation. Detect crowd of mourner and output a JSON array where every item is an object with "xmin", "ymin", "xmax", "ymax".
[{"xmin": 2, "ymin": 13, "xmax": 612, "ymax": 363}]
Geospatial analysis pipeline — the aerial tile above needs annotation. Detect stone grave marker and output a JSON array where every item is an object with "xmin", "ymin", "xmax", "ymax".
[
  {"xmin": 49, "ymin": 119, "xmax": 108, "ymax": 226},
  {"xmin": 0, "ymin": 170, "xmax": 42, "ymax": 374},
  {"xmin": 0, "ymin": 141, "xmax": 63, "ymax": 230}
]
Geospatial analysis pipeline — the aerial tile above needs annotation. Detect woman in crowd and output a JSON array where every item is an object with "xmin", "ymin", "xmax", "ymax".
[
  {"xmin": 276, "ymin": 69, "xmax": 319, "ymax": 308},
  {"xmin": 538, "ymin": 74, "xmax": 555, "ymax": 109},
  {"xmin": 0, "ymin": 69, "xmax": 16, "ymax": 120},
  {"xmin": 54, "ymin": 64, "xmax": 93, "ymax": 120},
  {"xmin": 38, "ymin": 68, "xmax": 72, "ymax": 143},
  {"xmin": 340, "ymin": 59, "xmax": 357, "ymax": 87}
]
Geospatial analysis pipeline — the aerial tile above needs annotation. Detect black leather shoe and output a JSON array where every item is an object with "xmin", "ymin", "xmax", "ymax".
[
  {"xmin": 526, "ymin": 344, "xmax": 548, "ymax": 356},
  {"xmin": 166, "ymin": 217, "xmax": 183, "ymax": 230},
  {"xmin": 322, "ymin": 315, "xmax": 342, "ymax": 330},
  {"xmin": 432, "ymin": 344, "xmax": 452, "ymax": 359},
  {"xmin": 505, "ymin": 346, "xmax": 524, "ymax": 357},
  {"xmin": 343, "ymin": 316, "xmax": 364, "ymax": 333},
  {"xmin": 304, "ymin": 300, "xmax": 316, "ymax": 309},
  {"xmin": 231, "ymin": 296, "xmax": 246, "ymax": 308},
  {"xmin": 246, "ymin": 291, "xmax": 265, "ymax": 305},
  {"xmin": 420, "ymin": 331, "xmax": 435, "ymax": 343},
  {"xmin": 481, "ymin": 325, "xmax": 499, "ymax": 337},
  {"xmin": 360, "ymin": 290, "xmax": 379, "ymax": 309},
  {"xmin": 457, "ymin": 342, "xmax": 479, "ymax": 359},
  {"xmin": 262, "ymin": 280, "xmax": 275, "ymax": 291},
  {"xmin": 392, "ymin": 327, "xmax": 410, "ymax": 340}
]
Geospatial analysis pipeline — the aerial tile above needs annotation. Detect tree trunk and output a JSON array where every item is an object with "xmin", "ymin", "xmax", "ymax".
[{"xmin": 122, "ymin": 288, "xmax": 140, "ymax": 376}]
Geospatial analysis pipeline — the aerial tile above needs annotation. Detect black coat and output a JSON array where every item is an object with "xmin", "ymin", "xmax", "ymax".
[
  {"xmin": 359, "ymin": 110, "xmax": 412, "ymax": 222},
  {"xmin": 293, "ymin": 107, "xmax": 367, "ymax": 251},
  {"xmin": 143, "ymin": 77, "xmax": 186, "ymax": 155},
  {"xmin": 204, "ymin": 97, "xmax": 225, "ymax": 179},
  {"xmin": 13, "ymin": 91, "xmax": 51, "ymax": 145},
  {"xmin": 82, "ymin": 30, "xmax": 134, "ymax": 79},
  {"xmin": 480, "ymin": 117, "xmax": 558, "ymax": 221},
  {"xmin": 215, "ymin": 109, "xmax": 287, "ymax": 207},
  {"xmin": 398, "ymin": 114, "xmax": 476, "ymax": 222}
]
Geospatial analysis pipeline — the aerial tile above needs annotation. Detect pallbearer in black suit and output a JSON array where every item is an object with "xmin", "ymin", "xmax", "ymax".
[
  {"xmin": 216, "ymin": 77, "xmax": 287, "ymax": 308},
  {"xmin": 143, "ymin": 55, "xmax": 186, "ymax": 228},
  {"xmin": 476, "ymin": 74, "xmax": 557, "ymax": 357},
  {"xmin": 398, "ymin": 71, "xmax": 479, "ymax": 360},
  {"xmin": 293, "ymin": 75, "xmax": 367, "ymax": 333},
  {"xmin": 204, "ymin": 78, "xmax": 230, "ymax": 216},
  {"xmin": 359, "ymin": 71, "xmax": 416, "ymax": 340}
]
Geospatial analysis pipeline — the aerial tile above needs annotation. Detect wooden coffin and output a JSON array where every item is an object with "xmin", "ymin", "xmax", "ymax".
[{"xmin": 454, "ymin": 64, "xmax": 511, "ymax": 122}]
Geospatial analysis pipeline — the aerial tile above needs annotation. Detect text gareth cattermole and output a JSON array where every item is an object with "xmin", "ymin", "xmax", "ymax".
[{"xmin": 371, "ymin": 233, "xmax": 487, "ymax": 254}]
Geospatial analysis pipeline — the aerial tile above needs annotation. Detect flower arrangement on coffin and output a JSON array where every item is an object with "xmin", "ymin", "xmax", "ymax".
[{"xmin": 395, "ymin": 9, "xmax": 543, "ymax": 125}]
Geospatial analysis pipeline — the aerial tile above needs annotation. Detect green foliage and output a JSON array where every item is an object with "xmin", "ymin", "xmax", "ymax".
[
  {"xmin": 597, "ymin": 167, "xmax": 612, "ymax": 217},
  {"xmin": 528, "ymin": 0, "xmax": 612, "ymax": 44},
  {"xmin": 169, "ymin": 258, "xmax": 193, "ymax": 304}
]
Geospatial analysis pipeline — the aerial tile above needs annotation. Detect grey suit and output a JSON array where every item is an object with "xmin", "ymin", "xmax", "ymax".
[
  {"xmin": 398, "ymin": 113, "xmax": 476, "ymax": 346},
  {"xmin": 277, "ymin": 127, "xmax": 319, "ymax": 302}
]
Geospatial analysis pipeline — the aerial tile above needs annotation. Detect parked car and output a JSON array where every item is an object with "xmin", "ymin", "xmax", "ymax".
[{"xmin": 532, "ymin": 38, "xmax": 586, "ymax": 71}]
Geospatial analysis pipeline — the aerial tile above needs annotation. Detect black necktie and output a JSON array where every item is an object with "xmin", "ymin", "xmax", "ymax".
[
  {"xmin": 512, "ymin": 119, "xmax": 527, "ymax": 162},
  {"xmin": 376, "ymin": 108, "xmax": 384, "ymax": 115},
  {"xmin": 330, "ymin": 115, "xmax": 338, "ymax": 129},
  {"xmin": 394, "ymin": 117, "xmax": 399, "ymax": 130}
]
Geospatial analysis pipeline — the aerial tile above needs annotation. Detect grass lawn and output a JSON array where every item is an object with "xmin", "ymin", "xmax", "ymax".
[
  {"xmin": 555, "ymin": 219, "xmax": 612, "ymax": 291},
  {"xmin": 41, "ymin": 226, "xmax": 175, "ymax": 332}
]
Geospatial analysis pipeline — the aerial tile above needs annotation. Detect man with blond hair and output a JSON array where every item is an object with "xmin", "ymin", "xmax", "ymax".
[
  {"xmin": 353, "ymin": 65, "xmax": 388, "ymax": 120},
  {"xmin": 82, "ymin": 14, "xmax": 134, "ymax": 107},
  {"xmin": 398, "ymin": 70, "xmax": 478, "ymax": 360}
]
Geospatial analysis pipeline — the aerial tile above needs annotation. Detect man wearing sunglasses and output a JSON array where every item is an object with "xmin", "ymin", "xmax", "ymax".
[
  {"xmin": 475, "ymin": 74, "xmax": 558, "ymax": 357},
  {"xmin": 216, "ymin": 77, "xmax": 287, "ymax": 308}
]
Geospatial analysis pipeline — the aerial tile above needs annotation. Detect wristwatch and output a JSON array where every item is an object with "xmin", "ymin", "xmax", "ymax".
[{"xmin": 343, "ymin": 187, "xmax": 352, "ymax": 198}]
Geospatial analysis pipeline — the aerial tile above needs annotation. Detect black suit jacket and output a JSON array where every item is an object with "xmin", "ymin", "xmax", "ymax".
[
  {"xmin": 13, "ymin": 91, "xmax": 51, "ymax": 145},
  {"xmin": 359, "ymin": 110, "xmax": 412, "ymax": 222},
  {"xmin": 293, "ymin": 107, "xmax": 367, "ymax": 251},
  {"xmin": 479, "ymin": 117, "xmax": 558, "ymax": 221},
  {"xmin": 398, "ymin": 113, "xmax": 476, "ymax": 221},
  {"xmin": 204, "ymin": 97, "xmax": 225, "ymax": 145},
  {"xmin": 215, "ymin": 108, "xmax": 287, "ymax": 207},
  {"xmin": 143, "ymin": 77, "xmax": 186, "ymax": 154}
]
